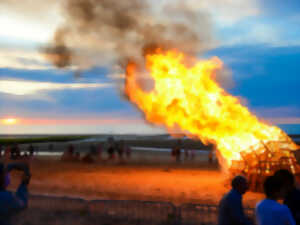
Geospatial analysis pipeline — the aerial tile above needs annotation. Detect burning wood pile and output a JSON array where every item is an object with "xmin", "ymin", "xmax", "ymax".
[
  {"xmin": 229, "ymin": 141, "xmax": 300, "ymax": 192},
  {"xmin": 124, "ymin": 49, "xmax": 300, "ymax": 192}
]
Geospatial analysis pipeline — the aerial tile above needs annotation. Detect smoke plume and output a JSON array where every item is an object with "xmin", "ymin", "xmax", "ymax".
[{"xmin": 43, "ymin": 0, "xmax": 215, "ymax": 69}]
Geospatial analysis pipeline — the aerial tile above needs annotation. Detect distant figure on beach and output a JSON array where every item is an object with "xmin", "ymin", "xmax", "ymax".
[
  {"xmin": 4, "ymin": 146, "xmax": 11, "ymax": 163},
  {"xmin": 256, "ymin": 175, "xmax": 295, "ymax": 225},
  {"xmin": 218, "ymin": 175, "xmax": 252, "ymax": 225},
  {"xmin": 208, "ymin": 150, "xmax": 213, "ymax": 164},
  {"xmin": 74, "ymin": 152, "xmax": 81, "ymax": 161},
  {"xmin": 27, "ymin": 144, "xmax": 34, "ymax": 157},
  {"xmin": 11, "ymin": 144, "xmax": 20, "ymax": 160},
  {"xmin": 172, "ymin": 139, "xmax": 182, "ymax": 162},
  {"xmin": 61, "ymin": 144, "xmax": 75, "ymax": 161},
  {"xmin": 0, "ymin": 163, "xmax": 30, "ymax": 225},
  {"xmin": 96, "ymin": 143, "xmax": 103, "ymax": 161},
  {"xmin": 117, "ymin": 140, "xmax": 124, "ymax": 162},
  {"xmin": 184, "ymin": 148, "xmax": 190, "ymax": 161},
  {"xmin": 81, "ymin": 151, "xmax": 94, "ymax": 163},
  {"xmin": 107, "ymin": 137, "xmax": 116, "ymax": 161},
  {"xmin": 191, "ymin": 149, "xmax": 196, "ymax": 160},
  {"xmin": 274, "ymin": 169, "xmax": 300, "ymax": 224},
  {"xmin": 125, "ymin": 142, "xmax": 131, "ymax": 160},
  {"xmin": 48, "ymin": 143, "xmax": 54, "ymax": 152},
  {"xmin": 89, "ymin": 144, "xmax": 97, "ymax": 155}
]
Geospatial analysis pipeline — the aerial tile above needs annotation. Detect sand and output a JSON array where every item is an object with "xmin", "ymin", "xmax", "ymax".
[{"xmin": 7, "ymin": 149, "xmax": 264, "ymax": 208}]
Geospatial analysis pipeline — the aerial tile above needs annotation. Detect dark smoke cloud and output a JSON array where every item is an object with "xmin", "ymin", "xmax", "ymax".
[
  {"xmin": 43, "ymin": 0, "xmax": 215, "ymax": 69},
  {"xmin": 42, "ymin": 29, "xmax": 72, "ymax": 68}
]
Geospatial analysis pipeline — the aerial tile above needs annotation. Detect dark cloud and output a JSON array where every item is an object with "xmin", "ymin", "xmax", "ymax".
[{"xmin": 43, "ymin": 0, "xmax": 215, "ymax": 69}]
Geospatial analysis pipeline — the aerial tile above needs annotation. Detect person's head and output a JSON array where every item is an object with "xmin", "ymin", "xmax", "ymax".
[
  {"xmin": 231, "ymin": 175, "xmax": 249, "ymax": 194},
  {"xmin": 274, "ymin": 169, "xmax": 295, "ymax": 192},
  {"xmin": 263, "ymin": 175, "xmax": 286, "ymax": 200}
]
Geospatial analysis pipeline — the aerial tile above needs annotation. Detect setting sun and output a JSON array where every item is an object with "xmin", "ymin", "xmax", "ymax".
[{"xmin": 1, "ymin": 118, "xmax": 18, "ymax": 125}]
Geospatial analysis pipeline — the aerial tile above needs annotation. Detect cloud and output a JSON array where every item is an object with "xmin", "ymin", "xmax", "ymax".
[
  {"xmin": 0, "ymin": 79, "xmax": 111, "ymax": 96},
  {"xmin": 0, "ymin": 48, "xmax": 54, "ymax": 70},
  {"xmin": 184, "ymin": 0, "xmax": 260, "ymax": 26}
]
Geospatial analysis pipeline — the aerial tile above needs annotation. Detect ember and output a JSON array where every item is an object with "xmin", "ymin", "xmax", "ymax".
[{"xmin": 125, "ymin": 49, "xmax": 299, "ymax": 191}]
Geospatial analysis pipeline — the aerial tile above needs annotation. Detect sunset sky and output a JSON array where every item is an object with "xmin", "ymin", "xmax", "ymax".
[{"xmin": 0, "ymin": 0, "xmax": 299, "ymax": 134}]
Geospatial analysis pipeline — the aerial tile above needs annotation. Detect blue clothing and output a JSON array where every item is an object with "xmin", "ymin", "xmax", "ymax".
[
  {"xmin": 0, "ymin": 183, "xmax": 28, "ymax": 225},
  {"xmin": 218, "ymin": 189, "xmax": 252, "ymax": 225},
  {"xmin": 256, "ymin": 199, "xmax": 295, "ymax": 225},
  {"xmin": 284, "ymin": 188, "xmax": 300, "ymax": 225}
]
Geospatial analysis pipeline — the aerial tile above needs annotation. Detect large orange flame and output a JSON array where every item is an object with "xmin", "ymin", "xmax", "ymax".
[{"xmin": 125, "ymin": 49, "xmax": 297, "ymax": 169}]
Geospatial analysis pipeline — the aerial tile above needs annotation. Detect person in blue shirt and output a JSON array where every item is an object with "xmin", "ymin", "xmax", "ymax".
[
  {"xmin": 218, "ymin": 175, "xmax": 253, "ymax": 225},
  {"xmin": 256, "ymin": 175, "xmax": 295, "ymax": 225},
  {"xmin": 0, "ymin": 163, "xmax": 30, "ymax": 225},
  {"xmin": 274, "ymin": 169, "xmax": 300, "ymax": 225}
]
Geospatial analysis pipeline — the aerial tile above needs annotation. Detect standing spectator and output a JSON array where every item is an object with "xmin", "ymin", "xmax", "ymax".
[
  {"xmin": 27, "ymin": 144, "xmax": 34, "ymax": 157},
  {"xmin": 184, "ymin": 148, "xmax": 190, "ymax": 161},
  {"xmin": 96, "ymin": 143, "xmax": 103, "ymax": 161},
  {"xmin": 274, "ymin": 169, "xmax": 300, "ymax": 224},
  {"xmin": 4, "ymin": 146, "xmax": 11, "ymax": 163},
  {"xmin": 191, "ymin": 149, "xmax": 196, "ymax": 160},
  {"xmin": 218, "ymin": 175, "xmax": 252, "ymax": 225},
  {"xmin": 208, "ymin": 150, "xmax": 213, "ymax": 164},
  {"xmin": 117, "ymin": 140, "xmax": 124, "ymax": 162},
  {"xmin": 89, "ymin": 144, "xmax": 97, "ymax": 155},
  {"xmin": 256, "ymin": 175, "xmax": 295, "ymax": 225},
  {"xmin": 0, "ymin": 163, "xmax": 30, "ymax": 225},
  {"xmin": 173, "ymin": 139, "xmax": 182, "ymax": 163},
  {"xmin": 125, "ymin": 142, "xmax": 131, "ymax": 160},
  {"xmin": 48, "ymin": 143, "xmax": 54, "ymax": 152},
  {"xmin": 107, "ymin": 137, "xmax": 116, "ymax": 161}
]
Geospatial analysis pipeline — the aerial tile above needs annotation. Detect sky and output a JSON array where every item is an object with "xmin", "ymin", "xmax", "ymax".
[{"xmin": 0, "ymin": 0, "xmax": 299, "ymax": 134}]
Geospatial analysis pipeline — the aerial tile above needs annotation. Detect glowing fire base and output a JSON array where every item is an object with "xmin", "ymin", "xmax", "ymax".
[{"xmin": 228, "ymin": 141, "xmax": 300, "ymax": 192}]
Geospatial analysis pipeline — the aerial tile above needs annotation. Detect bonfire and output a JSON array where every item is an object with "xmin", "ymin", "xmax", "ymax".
[{"xmin": 124, "ymin": 48, "xmax": 299, "ymax": 192}]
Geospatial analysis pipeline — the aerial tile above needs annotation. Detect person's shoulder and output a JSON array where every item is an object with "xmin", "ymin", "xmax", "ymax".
[
  {"xmin": 221, "ymin": 189, "xmax": 238, "ymax": 202},
  {"xmin": 279, "ymin": 203, "xmax": 293, "ymax": 213},
  {"xmin": 0, "ymin": 190, "xmax": 14, "ymax": 201},
  {"xmin": 256, "ymin": 199, "xmax": 268, "ymax": 210}
]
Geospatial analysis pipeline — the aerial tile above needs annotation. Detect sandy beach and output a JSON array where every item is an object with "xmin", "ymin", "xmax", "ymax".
[{"xmin": 6, "ymin": 145, "xmax": 264, "ymax": 208}]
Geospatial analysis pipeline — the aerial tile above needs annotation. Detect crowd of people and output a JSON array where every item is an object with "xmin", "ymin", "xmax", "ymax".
[
  {"xmin": 218, "ymin": 170, "xmax": 300, "ymax": 225},
  {"xmin": 60, "ymin": 137, "xmax": 132, "ymax": 163},
  {"xmin": 0, "ymin": 144, "xmax": 35, "ymax": 161}
]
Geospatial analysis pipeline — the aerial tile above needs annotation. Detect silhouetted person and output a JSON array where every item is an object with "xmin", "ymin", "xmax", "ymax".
[
  {"xmin": 82, "ymin": 152, "xmax": 94, "ymax": 163},
  {"xmin": 89, "ymin": 144, "xmax": 97, "ymax": 155},
  {"xmin": 74, "ymin": 152, "xmax": 81, "ymax": 161},
  {"xmin": 191, "ymin": 149, "xmax": 196, "ymax": 160},
  {"xmin": 48, "ymin": 144, "xmax": 54, "ymax": 152},
  {"xmin": 184, "ymin": 148, "xmax": 189, "ymax": 161},
  {"xmin": 0, "ymin": 163, "xmax": 30, "ymax": 225},
  {"xmin": 10, "ymin": 145, "xmax": 20, "ymax": 160},
  {"xmin": 209, "ymin": 150, "xmax": 213, "ymax": 164},
  {"xmin": 107, "ymin": 137, "xmax": 116, "ymax": 161},
  {"xmin": 274, "ymin": 169, "xmax": 300, "ymax": 224},
  {"xmin": 61, "ymin": 145, "xmax": 75, "ymax": 161},
  {"xmin": 117, "ymin": 140, "xmax": 124, "ymax": 162},
  {"xmin": 0, "ymin": 145, "xmax": 3, "ymax": 158},
  {"xmin": 27, "ymin": 144, "xmax": 34, "ymax": 157},
  {"xmin": 218, "ymin": 175, "xmax": 252, "ymax": 225},
  {"xmin": 96, "ymin": 143, "xmax": 103, "ymax": 161},
  {"xmin": 256, "ymin": 175, "xmax": 295, "ymax": 225},
  {"xmin": 173, "ymin": 140, "xmax": 182, "ymax": 162},
  {"xmin": 125, "ymin": 143, "xmax": 131, "ymax": 159}
]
